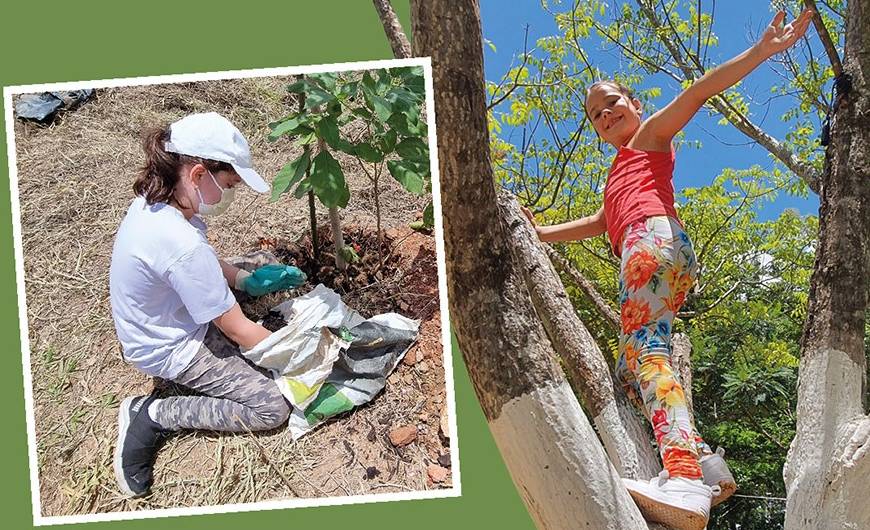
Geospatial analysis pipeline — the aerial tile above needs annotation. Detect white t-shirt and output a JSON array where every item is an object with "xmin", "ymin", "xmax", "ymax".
[{"xmin": 109, "ymin": 196, "xmax": 236, "ymax": 379}]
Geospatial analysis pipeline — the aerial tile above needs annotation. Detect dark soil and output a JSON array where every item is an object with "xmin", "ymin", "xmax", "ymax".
[{"xmin": 257, "ymin": 224, "xmax": 439, "ymax": 331}]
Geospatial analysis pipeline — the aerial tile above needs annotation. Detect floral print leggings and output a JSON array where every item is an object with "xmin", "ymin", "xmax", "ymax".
[{"xmin": 614, "ymin": 216, "xmax": 713, "ymax": 479}]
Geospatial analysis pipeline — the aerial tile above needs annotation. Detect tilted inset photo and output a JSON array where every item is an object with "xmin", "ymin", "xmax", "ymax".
[{"xmin": 5, "ymin": 58, "xmax": 457, "ymax": 524}]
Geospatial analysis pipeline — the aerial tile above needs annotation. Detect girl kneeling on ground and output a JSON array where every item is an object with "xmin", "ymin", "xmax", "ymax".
[{"xmin": 110, "ymin": 112, "xmax": 305, "ymax": 497}]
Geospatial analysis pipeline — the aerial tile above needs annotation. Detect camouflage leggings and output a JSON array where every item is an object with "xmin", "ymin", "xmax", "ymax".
[{"xmin": 151, "ymin": 325, "xmax": 291, "ymax": 432}]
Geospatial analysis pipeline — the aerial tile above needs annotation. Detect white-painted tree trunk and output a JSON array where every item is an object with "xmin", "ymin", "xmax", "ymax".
[
  {"xmin": 491, "ymin": 381, "xmax": 649, "ymax": 530},
  {"xmin": 782, "ymin": 1, "xmax": 870, "ymax": 527}
]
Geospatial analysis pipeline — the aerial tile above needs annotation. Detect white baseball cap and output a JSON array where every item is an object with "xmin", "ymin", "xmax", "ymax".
[{"xmin": 164, "ymin": 112, "xmax": 269, "ymax": 193}]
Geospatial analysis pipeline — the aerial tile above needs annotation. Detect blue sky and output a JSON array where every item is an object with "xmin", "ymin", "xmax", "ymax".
[{"xmin": 479, "ymin": 1, "xmax": 824, "ymax": 222}]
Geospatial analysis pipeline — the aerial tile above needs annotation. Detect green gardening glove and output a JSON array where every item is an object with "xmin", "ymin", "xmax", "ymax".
[{"xmin": 234, "ymin": 264, "xmax": 307, "ymax": 297}]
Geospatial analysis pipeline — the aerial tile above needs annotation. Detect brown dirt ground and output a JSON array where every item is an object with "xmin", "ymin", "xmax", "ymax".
[{"xmin": 12, "ymin": 75, "xmax": 450, "ymax": 516}]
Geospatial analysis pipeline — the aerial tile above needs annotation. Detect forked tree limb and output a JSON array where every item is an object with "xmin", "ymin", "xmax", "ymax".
[
  {"xmin": 501, "ymin": 191, "xmax": 661, "ymax": 479},
  {"xmin": 802, "ymin": 0, "xmax": 843, "ymax": 77}
]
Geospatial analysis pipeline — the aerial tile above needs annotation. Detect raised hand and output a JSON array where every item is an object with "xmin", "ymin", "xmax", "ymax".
[{"xmin": 757, "ymin": 9, "xmax": 814, "ymax": 57}]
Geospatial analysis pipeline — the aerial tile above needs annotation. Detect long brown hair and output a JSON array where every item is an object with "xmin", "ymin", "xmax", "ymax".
[{"xmin": 134, "ymin": 125, "xmax": 233, "ymax": 205}]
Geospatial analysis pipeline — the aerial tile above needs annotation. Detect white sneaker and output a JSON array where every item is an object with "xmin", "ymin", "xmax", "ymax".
[
  {"xmin": 700, "ymin": 446, "xmax": 737, "ymax": 506},
  {"xmin": 623, "ymin": 471, "xmax": 718, "ymax": 530}
]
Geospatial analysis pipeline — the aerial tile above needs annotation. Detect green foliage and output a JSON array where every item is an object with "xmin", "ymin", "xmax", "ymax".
[
  {"xmin": 310, "ymin": 150, "xmax": 349, "ymax": 208},
  {"xmin": 271, "ymin": 150, "xmax": 311, "ymax": 202},
  {"xmin": 268, "ymin": 66, "xmax": 431, "ymax": 209}
]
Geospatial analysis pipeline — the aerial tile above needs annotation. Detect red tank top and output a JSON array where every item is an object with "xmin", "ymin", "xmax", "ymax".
[{"xmin": 603, "ymin": 146, "xmax": 681, "ymax": 257}]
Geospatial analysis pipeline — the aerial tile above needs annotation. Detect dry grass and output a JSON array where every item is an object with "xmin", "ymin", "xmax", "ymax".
[{"xmin": 13, "ymin": 74, "xmax": 448, "ymax": 517}]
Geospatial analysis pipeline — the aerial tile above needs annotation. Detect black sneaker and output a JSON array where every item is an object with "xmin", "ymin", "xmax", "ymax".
[{"xmin": 113, "ymin": 395, "xmax": 173, "ymax": 497}]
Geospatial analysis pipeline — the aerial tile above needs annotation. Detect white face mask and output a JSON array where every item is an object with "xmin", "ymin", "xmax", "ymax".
[{"xmin": 196, "ymin": 169, "xmax": 235, "ymax": 217}]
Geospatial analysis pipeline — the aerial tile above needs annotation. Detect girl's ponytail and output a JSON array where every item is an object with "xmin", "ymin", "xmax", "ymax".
[{"xmin": 134, "ymin": 126, "xmax": 177, "ymax": 205}]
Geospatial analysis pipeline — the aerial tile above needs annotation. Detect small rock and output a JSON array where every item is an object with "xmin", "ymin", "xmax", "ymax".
[
  {"xmin": 439, "ymin": 407, "xmax": 450, "ymax": 439},
  {"xmin": 402, "ymin": 348, "xmax": 418, "ymax": 366},
  {"xmin": 417, "ymin": 361, "xmax": 429, "ymax": 373},
  {"xmin": 438, "ymin": 453, "xmax": 451, "ymax": 468},
  {"xmin": 364, "ymin": 466, "xmax": 381, "ymax": 480},
  {"xmin": 389, "ymin": 425, "xmax": 417, "ymax": 447},
  {"xmin": 427, "ymin": 464, "xmax": 450, "ymax": 483},
  {"xmin": 403, "ymin": 373, "xmax": 415, "ymax": 385}
]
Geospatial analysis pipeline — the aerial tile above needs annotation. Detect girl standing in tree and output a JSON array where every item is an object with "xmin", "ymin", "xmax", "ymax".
[{"xmin": 523, "ymin": 9, "xmax": 813, "ymax": 530}]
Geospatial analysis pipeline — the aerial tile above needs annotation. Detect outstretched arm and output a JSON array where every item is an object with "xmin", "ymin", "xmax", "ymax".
[
  {"xmin": 640, "ymin": 9, "xmax": 814, "ymax": 144},
  {"xmin": 522, "ymin": 205, "xmax": 606, "ymax": 243}
]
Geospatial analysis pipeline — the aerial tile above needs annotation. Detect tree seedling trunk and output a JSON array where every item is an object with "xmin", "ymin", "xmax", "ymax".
[{"xmin": 329, "ymin": 204, "xmax": 347, "ymax": 271}]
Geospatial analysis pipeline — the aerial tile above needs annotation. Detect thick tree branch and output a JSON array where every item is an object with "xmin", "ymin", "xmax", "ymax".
[
  {"xmin": 545, "ymin": 244, "xmax": 621, "ymax": 330},
  {"xmin": 502, "ymin": 192, "xmax": 661, "ymax": 479},
  {"xmin": 803, "ymin": 0, "xmax": 843, "ymax": 77},
  {"xmin": 372, "ymin": 0, "xmax": 412, "ymax": 59}
]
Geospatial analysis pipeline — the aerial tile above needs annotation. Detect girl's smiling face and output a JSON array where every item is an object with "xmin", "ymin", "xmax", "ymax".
[{"xmin": 585, "ymin": 82, "xmax": 643, "ymax": 147}]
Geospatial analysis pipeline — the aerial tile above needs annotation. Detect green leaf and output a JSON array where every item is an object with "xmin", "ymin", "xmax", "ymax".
[
  {"xmin": 310, "ymin": 150, "xmax": 350, "ymax": 208},
  {"xmin": 308, "ymin": 72, "xmax": 338, "ymax": 92},
  {"xmin": 423, "ymin": 201, "xmax": 434, "ymax": 228},
  {"xmin": 338, "ymin": 245, "xmax": 360, "ymax": 264},
  {"xmin": 373, "ymin": 70, "xmax": 392, "ymax": 95},
  {"xmin": 387, "ymin": 159, "xmax": 426, "ymax": 195},
  {"xmin": 304, "ymin": 87, "xmax": 336, "ymax": 110},
  {"xmin": 354, "ymin": 142, "xmax": 384, "ymax": 163},
  {"xmin": 316, "ymin": 115, "xmax": 341, "ymax": 149},
  {"xmin": 377, "ymin": 129, "xmax": 398, "ymax": 154},
  {"xmin": 387, "ymin": 111, "xmax": 425, "ymax": 136},
  {"xmin": 326, "ymin": 99, "xmax": 343, "ymax": 117},
  {"xmin": 395, "ymin": 137, "xmax": 428, "ymax": 161},
  {"xmin": 271, "ymin": 150, "xmax": 311, "ymax": 202},
  {"xmin": 285, "ymin": 80, "xmax": 308, "ymax": 93},
  {"xmin": 268, "ymin": 116, "xmax": 305, "ymax": 141},
  {"xmin": 363, "ymin": 85, "xmax": 393, "ymax": 122},
  {"xmin": 351, "ymin": 106, "xmax": 372, "ymax": 120},
  {"xmin": 386, "ymin": 87, "xmax": 422, "ymax": 112},
  {"xmin": 298, "ymin": 130, "xmax": 317, "ymax": 145},
  {"xmin": 332, "ymin": 138, "xmax": 357, "ymax": 156},
  {"xmin": 339, "ymin": 80, "xmax": 359, "ymax": 100},
  {"xmin": 293, "ymin": 179, "xmax": 312, "ymax": 199},
  {"xmin": 401, "ymin": 67, "xmax": 426, "ymax": 98},
  {"xmin": 361, "ymin": 71, "xmax": 377, "ymax": 93}
]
